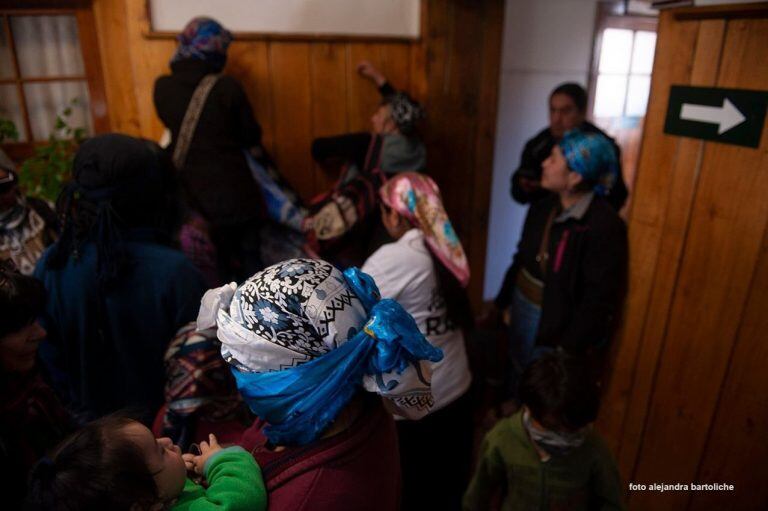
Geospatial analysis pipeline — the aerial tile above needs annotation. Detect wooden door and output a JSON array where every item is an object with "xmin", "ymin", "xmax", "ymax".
[{"xmin": 597, "ymin": 3, "xmax": 768, "ymax": 510}]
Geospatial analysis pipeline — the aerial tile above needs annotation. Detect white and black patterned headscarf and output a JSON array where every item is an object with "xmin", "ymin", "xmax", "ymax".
[
  {"xmin": 197, "ymin": 258, "xmax": 443, "ymax": 431},
  {"xmin": 388, "ymin": 92, "xmax": 425, "ymax": 135},
  {"xmin": 201, "ymin": 259, "xmax": 368, "ymax": 372}
]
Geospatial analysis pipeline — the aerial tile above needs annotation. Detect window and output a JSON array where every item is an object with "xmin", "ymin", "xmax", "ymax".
[
  {"xmin": 588, "ymin": 9, "xmax": 658, "ymax": 125},
  {"xmin": 593, "ymin": 28, "xmax": 656, "ymax": 119},
  {"xmin": 0, "ymin": 6, "xmax": 107, "ymax": 159}
]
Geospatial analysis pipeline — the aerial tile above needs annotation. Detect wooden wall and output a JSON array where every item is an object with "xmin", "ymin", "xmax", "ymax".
[
  {"xmin": 597, "ymin": 4, "xmax": 768, "ymax": 510},
  {"xmin": 90, "ymin": 0, "xmax": 502, "ymax": 307}
]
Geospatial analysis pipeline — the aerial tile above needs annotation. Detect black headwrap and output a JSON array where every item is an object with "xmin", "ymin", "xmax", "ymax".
[{"xmin": 47, "ymin": 134, "xmax": 169, "ymax": 287}]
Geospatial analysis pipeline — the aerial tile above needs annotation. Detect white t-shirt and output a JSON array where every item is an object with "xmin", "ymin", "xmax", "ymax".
[{"xmin": 362, "ymin": 228, "xmax": 472, "ymax": 415}]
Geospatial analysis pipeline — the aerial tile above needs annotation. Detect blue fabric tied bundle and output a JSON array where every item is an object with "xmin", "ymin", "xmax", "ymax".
[{"xmin": 230, "ymin": 267, "xmax": 443, "ymax": 446}]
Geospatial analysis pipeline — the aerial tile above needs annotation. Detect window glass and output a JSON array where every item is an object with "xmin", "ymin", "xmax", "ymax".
[
  {"xmin": 598, "ymin": 28, "xmax": 633, "ymax": 74},
  {"xmin": 631, "ymin": 31, "xmax": 656, "ymax": 74},
  {"xmin": 594, "ymin": 75, "xmax": 627, "ymax": 118},
  {"xmin": 12, "ymin": 15, "xmax": 85, "ymax": 78},
  {"xmin": 24, "ymin": 81, "xmax": 91, "ymax": 141},
  {"xmin": 625, "ymin": 75, "xmax": 651, "ymax": 117}
]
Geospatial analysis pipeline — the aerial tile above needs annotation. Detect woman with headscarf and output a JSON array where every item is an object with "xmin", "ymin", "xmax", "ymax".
[
  {"xmin": 306, "ymin": 61, "xmax": 427, "ymax": 268},
  {"xmin": 361, "ymin": 172, "xmax": 473, "ymax": 511},
  {"xmin": 154, "ymin": 17, "xmax": 266, "ymax": 282},
  {"xmin": 33, "ymin": 134, "xmax": 207, "ymax": 422},
  {"xmin": 196, "ymin": 258, "xmax": 444, "ymax": 510},
  {"xmin": 0, "ymin": 166, "xmax": 59, "ymax": 275},
  {"xmin": 495, "ymin": 129, "xmax": 628, "ymax": 397}
]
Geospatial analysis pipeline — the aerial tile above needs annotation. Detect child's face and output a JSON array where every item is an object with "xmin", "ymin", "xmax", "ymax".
[{"xmin": 122, "ymin": 422, "xmax": 187, "ymax": 501}]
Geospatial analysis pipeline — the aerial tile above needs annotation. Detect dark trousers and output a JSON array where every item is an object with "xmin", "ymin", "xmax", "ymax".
[
  {"xmin": 396, "ymin": 391, "xmax": 474, "ymax": 511},
  {"xmin": 211, "ymin": 219, "xmax": 263, "ymax": 283}
]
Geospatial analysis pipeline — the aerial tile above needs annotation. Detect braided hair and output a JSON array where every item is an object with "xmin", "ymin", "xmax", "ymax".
[{"xmin": 46, "ymin": 134, "xmax": 177, "ymax": 288}]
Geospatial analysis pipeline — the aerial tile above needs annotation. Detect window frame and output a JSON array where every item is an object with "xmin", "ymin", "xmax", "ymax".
[
  {"xmin": 0, "ymin": 2, "xmax": 109, "ymax": 161},
  {"xmin": 587, "ymin": 3, "xmax": 658, "ymax": 123}
]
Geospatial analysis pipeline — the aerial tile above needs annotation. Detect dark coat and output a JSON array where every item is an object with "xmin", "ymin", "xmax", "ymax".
[
  {"xmin": 496, "ymin": 194, "xmax": 627, "ymax": 352},
  {"xmin": 510, "ymin": 121, "xmax": 628, "ymax": 211},
  {"xmin": 154, "ymin": 59, "xmax": 264, "ymax": 226}
]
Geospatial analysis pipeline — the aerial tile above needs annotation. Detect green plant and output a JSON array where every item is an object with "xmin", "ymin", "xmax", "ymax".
[
  {"xmin": 19, "ymin": 100, "xmax": 86, "ymax": 202},
  {"xmin": 0, "ymin": 118, "xmax": 19, "ymax": 143}
]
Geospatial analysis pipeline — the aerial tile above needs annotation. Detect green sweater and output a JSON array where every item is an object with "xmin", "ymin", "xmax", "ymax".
[
  {"xmin": 463, "ymin": 411, "xmax": 625, "ymax": 511},
  {"xmin": 172, "ymin": 446, "xmax": 267, "ymax": 511}
]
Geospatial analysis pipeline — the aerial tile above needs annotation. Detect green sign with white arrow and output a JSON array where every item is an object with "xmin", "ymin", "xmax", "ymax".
[{"xmin": 664, "ymin": 85, "xmax": 768, "ymax": 148}]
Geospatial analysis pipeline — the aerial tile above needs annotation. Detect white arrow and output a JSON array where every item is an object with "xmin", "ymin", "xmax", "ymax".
[{"xmin": 680, "ymin": 98, "xmax": 746, "ymax": 134}]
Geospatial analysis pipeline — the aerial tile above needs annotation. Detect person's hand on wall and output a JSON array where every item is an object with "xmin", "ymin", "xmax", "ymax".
[{"xmin": 357, "ymin": 60, "xmax": 386, "ymax": 87}]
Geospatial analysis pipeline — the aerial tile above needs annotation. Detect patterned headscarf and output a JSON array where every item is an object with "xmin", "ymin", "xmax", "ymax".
[
  {"xmin": 558, "ymin": 129, "xmax": 619, "ymax": 196},
  {"xmin": 380, "ymin": 172, "xmax": 470, "ymax": 287},
  {"xmin": 161, "ymin": 322, "xmax": 248, "ymax": 450},
  {"xmin": 197, "ymin": 258, "xmax": 444, "ymax": 445},
  {"xmin": 388, "ymin": 92, "xmax": 425, "ymax": 135},
  {"xmin": 171, "ymin": 17, "xmax": 233, "ymax": 69}
]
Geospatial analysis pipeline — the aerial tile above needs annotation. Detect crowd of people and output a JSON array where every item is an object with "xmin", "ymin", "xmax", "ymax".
[{"xmin": 0, "ymin": 16, "xmax": 628, "ymax": 511}]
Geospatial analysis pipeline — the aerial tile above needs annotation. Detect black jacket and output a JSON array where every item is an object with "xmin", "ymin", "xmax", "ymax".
[
  {"xmin": 496, "ymin": 194, "xmax": 627, "ymax": 352},
  {"xmin": 510, "ymin": 121, "xmax": 628, "ymax": 211},
  {"xmin": 154, "ymin": 59, "xmax": 264, "ymax": 226}
]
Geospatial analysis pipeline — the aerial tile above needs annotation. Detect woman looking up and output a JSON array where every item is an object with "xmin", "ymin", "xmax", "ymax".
[{"xmin": 496, "ymin": 129, "xmax": 628, "ymax": 397}]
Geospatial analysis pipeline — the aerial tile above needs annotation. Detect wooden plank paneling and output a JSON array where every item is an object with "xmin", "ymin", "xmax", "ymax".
[
  {"xmin": 467, "ymin": 0, "xmax": 503, "ymax": 308},
  {"xmin": 91, "ymin": 0, "xmax": 140, "ymax": 135},
  {"xmin": 630, "ymin": 17, "xmax": 768, "ymax": 510},
  {"xmin": 268, "ymin": 42, "xmax": 314, "ymax": 200},
  {"xmin": 345, "ymin": 42, "xmax": 382, "ymax": 133},
  {"xmin": 123, "ymin": 0, "xmax": 175, "ymax": 139},
  {"xmin": 690, "ymin": 227, "xmax": 768, "ymax": 510},
  {"xmin": 309, "ymin": 43, "xmax": 348, "ymax": 192},
  {"xmin": 596, "ymin": 13, "xmax": 701, "ymax": 460},
  {"xmin": 613, "ymin": 18, "xmax": 726, "ymax": 483}
]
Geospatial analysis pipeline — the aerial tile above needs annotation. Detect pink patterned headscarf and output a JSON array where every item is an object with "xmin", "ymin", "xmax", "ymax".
[{"xmin": 380, "ymin": 173, "xmax": 470, "ymax": 287}]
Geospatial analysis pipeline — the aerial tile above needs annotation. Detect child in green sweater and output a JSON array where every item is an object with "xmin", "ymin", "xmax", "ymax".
[
  {"xmin": 464, "ymin": 351, "xmax": 625, "ymax": 511},
  {"xmin": 26, "ymin": 415, "xmax": 266, "ymax": 511}
]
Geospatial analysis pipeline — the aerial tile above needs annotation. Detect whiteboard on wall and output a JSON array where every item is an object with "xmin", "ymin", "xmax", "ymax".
[{"xmin": 149, "ymin": 0, "xmax": 421, "ymax": 39}]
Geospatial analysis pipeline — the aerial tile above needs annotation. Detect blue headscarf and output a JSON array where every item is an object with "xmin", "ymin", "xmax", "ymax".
[
  {"xmin": 196, "ymin": 259, "xmax": 444, "ymax": 446},
  {"xmin": 558, "ymin": 129, "xmax": 619, "ymax": 196},
  {"xmin": 171, "ymin": 17, "xmax": 232, "ymax": 69}
]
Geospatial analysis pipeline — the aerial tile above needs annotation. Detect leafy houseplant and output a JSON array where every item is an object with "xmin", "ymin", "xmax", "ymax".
[
  {"xmin": 0, "ymin": 118, "xmax": 19, "ymax": 143},
  {"xmin": 18, "ymin": 101, "xmax": 86, "ymax": 203}
]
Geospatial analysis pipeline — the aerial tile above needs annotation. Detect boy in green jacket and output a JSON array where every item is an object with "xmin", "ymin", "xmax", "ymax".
[
  {"xmin": 26, "ymin": 415, "xmax": 266, "ymax": 511},
  {"xmin": 464, "ymin": 351, "xmax": 625, "ymax": 511}
]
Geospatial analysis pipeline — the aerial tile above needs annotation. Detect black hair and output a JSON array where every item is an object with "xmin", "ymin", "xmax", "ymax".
[
  {"xmin": 550, "ymin": 82, "xmax": 588, "ymax": 113},
  {"xmin": 0, "ymin": 265, "xmax": 46, "ymax": 339},
  {"xmin": 519, "ymin": 350, "xmax": 600, "ymax": 431},
  {"xmin": 47, "ymin": 134, "xmax": 179, "ymax": 288},
  {"xmin": 25, "ymin": 415, "xmax": 159, "ymax": 511}
]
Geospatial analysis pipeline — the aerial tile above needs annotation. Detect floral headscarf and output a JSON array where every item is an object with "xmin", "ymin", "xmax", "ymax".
[
  {"xmin": 379, "ymin": 172, "xmax": 470, "ymax": 287},
  {"xmin": 558, "ymin": 129, "xmax": 619, "ymax": 196},
  {"xmin": 197, "ymin": 258, "xmax": 444, "ymax": 445},
  {"xmin": 171, "ymin": 17, "xmax": 233, "ymax": 69}
]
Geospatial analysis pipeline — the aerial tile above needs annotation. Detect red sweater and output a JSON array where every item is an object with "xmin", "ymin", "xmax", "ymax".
[{"xmin": 239, "ymin": 396, "xmax": 401, "ymax": 511}]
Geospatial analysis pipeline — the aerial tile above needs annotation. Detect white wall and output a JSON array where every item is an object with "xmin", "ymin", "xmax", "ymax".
[{"xmin": 483, "ymin": 0, "xmax": 599, "ymax": 300}]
